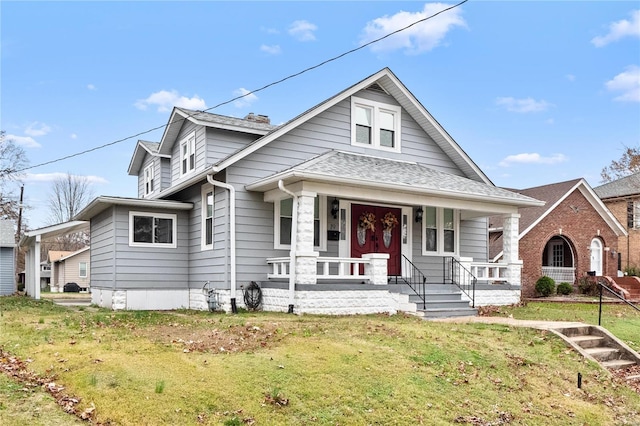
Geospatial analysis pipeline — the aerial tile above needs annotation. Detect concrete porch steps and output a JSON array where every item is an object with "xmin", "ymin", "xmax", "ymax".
[
  {"xmin": 388, "ymin": 283, "xmax": 477, "ymax": 318},
  {"xmin": 552, "ymin": 325, "xmax": 640, "ymax": 375}
]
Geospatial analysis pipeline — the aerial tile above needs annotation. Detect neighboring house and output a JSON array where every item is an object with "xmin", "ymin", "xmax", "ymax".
[
  {"xmin": 594, "ymin": 172, "xmax": 640, "ymax": 273},
  {"xmin": 489, "ymin": 179, "xmax": 626, "ymax": 298},
  {"xmin": 39, "ymin": 261, "xmax": 51, "ymax": 290},
  {"xmin": 0, "ymin": 220, "xmax": 16, "ymax": 296},
  {"xmin": 49, "ymin": 247, "xmax": 91, "ymax": 292},
  {"xmin": 73, "ymin": 68, "xmax": 543, "ymax": 314}
]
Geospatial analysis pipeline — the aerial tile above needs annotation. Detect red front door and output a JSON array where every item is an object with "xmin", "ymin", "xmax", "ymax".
[{"xmin": 351, "ymin": 204, "xmax": 402, "ymax": 276}]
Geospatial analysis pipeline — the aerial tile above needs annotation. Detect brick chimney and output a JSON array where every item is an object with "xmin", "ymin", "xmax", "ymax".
[{"xmin": 244, "ymin": 112, "xmax": 270, "ymax": 124}]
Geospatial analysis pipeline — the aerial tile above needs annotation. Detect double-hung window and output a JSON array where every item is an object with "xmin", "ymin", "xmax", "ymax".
[
  {"xmin": 129, "ymin": 211, "xmax": 177, "ymax": 248},
  {"xmin": 201, "ymin": 185, "xmax": 214, "ymax": 250},
  {"xmin": 422, "ymin": 206, "xmax": 458, "ymax": 255},
  {"xmin": 180, "ymin": 132, "xmax": 196, "ymax": 176},
  {"xmin": 351, "ymin": 96, "xmax": 401, "ymax": 152},
  {"xmin": 275, "ymin": 196, "xmax": 326, "ymax": 251},
  {"xmin": 627, "ymin": 201, "xmax": 640, "ymax": 229},
  {"xmin": 79, "ymin": 262, "xmax": 88, "ymax": 278},
  {"xmin": 144, "ymin": 163, "xmax": 155, "ymax": 196}
]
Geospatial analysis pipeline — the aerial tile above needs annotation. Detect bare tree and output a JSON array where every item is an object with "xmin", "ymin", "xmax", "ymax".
[
  {"xmin": 0, "ymin": 131, "xmax": 28, "ymax": 222},
  {"xmin": 46, "ymin": 173, "xmax": 94, "ymax": 250},
  {"xmin": 601, "ymin": 145, "xmax": 640, "ymax": 183}
]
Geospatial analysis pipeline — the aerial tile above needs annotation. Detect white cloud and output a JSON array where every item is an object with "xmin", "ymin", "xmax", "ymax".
[
  {"xmin": 87, "ymin": 84, "xmax": 96, "ymax": 90},
  {"xmin": 6, "ymin": 134, "xmax": 41, "ymax": 148},
  {"xmin": 288, "ymin": 20, "xmax": 317, "ymax": 41},
  {"xmin": 261, "ymin": 26, "xmax": 280, "ymax": 35},
  {"xmin": 359, "ymin": 3, "xmax": 466, "ymax": 54},
  {"xmin": 591, "ymin": 9, "xmax": 640, "ymax": 47},
  {"xmin": 70, "ymin": 133, "xmax": 78, "ymax": 139},
  {"xmin": 24, "ymin": 122, "xmax": 51, "ymax": 137},
  {"xmin": 605, "ymin": 65, "xmax": 640, "ymax": 102},
  {"xmin": 499, "ymin": 153, "xmax": 567, "ymax": 167},
  {"xmin": 135, "ymin": 90, "xmax": 207, "ymax": 112},
  {"xmin": 260, "ymin": 44, "xmax": 282, "ymax": 55},
  {"xmin": 495, "ymin": 97, "xmax": 552, "ymax": 113},
  {"xmin": 565, "ymin": 74, "xmax": 576, "ymax": 82},
  {"xmin": 25, "ymin": 172, "xmax": 108, "ymax": 184},
  {"xmin": 232, "ymin": 88, "xmax": 258, "ymax": 108}
]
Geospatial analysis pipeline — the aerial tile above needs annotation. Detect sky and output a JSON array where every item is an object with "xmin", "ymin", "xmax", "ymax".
[{"xmin": 2, "ymin": 0, "xmax": 639, "ymax": 230}]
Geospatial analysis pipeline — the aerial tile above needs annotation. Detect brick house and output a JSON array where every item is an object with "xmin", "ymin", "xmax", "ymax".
[
  {"xmin": 594, "ymin": 172, "xmax": 640, "ymax": 273},
  {"xmin": 490, "ymin": 179, "xmax": 626, "ymax": 298}
]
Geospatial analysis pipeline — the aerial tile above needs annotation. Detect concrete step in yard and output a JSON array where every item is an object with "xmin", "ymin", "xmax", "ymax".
[
  {"xmin": 555, "ymin": 325, "xmax": 640, "ymax": 372},
  {"xmin": 389, "ymin": 282, "xmax": 477, "ymax": 318}
]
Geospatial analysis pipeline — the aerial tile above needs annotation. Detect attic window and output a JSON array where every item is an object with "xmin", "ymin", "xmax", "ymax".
[
  {"xmin": 351, "ymin": 96, "xmax": 401, "ymax": 152},
  {"xmin": 180, "ymin": 131, "xmax": 196, "ymax": 176},
  {"xmin": 144, "ymin": 163, "xmax": 155, "ymax": 196}
]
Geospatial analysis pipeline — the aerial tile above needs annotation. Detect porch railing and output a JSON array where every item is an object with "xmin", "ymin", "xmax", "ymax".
[
  {"xmin": 541, "ymin": 266, "xmax": 576, "ymax": 284},
  {"xmin": 444, "ymin": 256, "xmax": 477, "ymax": 307},
  {"xmin": 469, "ymin": 262, "xmax": 508, "ymax": 284},
  {"xmin": 391, "ymin": 255, "xmax": 427, "ymax": 310},
  {"xmin": 266, "ymin": 257, "xmax": 371, "ymax": 281}
]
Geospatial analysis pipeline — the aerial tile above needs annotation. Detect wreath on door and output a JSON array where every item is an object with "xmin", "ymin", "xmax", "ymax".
[{"xmin": 357, "ymin": 212, "xmax": 375, "ymax": 246}]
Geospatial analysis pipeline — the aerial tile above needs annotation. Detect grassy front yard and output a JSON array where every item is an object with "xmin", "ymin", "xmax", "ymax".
[{"xmin": 1, "ymin": 296, "xmax": 639, "ymax": 425}]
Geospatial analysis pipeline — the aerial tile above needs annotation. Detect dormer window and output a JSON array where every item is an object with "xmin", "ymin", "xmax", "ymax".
[
  {"xmin": 351, "ymin": 96, "xmax": 401, "ymax": 152},
  {"xmin": 180, "ymin": 132, "xmax": 196, "ymax": 176},
  {"xmin": 144, "ymin": 163, "xmax": 155, "ymax": 196}
]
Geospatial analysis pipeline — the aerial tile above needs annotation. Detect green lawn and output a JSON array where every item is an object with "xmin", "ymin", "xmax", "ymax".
[{"xmin": 1, "ymin": 295, "xmax": 639, "ymax": 425}]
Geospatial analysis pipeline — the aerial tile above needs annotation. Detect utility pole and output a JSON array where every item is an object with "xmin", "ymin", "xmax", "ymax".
[{"xmin": 15, "ymin": 185, "xmax": 24, "ymax": 288}]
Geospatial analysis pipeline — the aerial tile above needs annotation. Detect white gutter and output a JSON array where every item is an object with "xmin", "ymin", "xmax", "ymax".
[
  {"xmin": 206, "ymin": 175, "xmax": 238, "ymax": 314},
  {"xmin": 278, "ymin": 180, "xmax": 297, "ymax": 314}
]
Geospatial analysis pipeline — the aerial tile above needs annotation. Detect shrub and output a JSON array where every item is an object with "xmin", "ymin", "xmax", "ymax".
[
  {"xmin": 535, "ymin": 276, "xmax": 555, "ymax": 297},
  {"xmin": 556, "ymin": 282, "xmax": 573, "ymax": 295},
  {"xmin": 624, "ymin": 265, "xmax": 640, "ymax": 277},
  {"xmin": 577, "ymin": 277, "xmax": 599, "ymax": 296}
]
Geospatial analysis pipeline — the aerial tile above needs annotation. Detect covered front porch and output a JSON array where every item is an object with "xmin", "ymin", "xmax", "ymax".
[{"xmin": 247, "ymin": 152, "xmax": 543, "ymax": 314}]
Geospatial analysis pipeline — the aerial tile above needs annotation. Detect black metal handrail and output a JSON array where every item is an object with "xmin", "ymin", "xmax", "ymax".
[
  {"xmin": 443, "ymin": 256, "xmax": 476, "ymax": 307},
  {"xmin": 391, "ymin": 255, "xmax": 427, "ymax": 310},
  {"xmin": 596, "ymin": 278, "xmax": 640, "ymax": 326}
]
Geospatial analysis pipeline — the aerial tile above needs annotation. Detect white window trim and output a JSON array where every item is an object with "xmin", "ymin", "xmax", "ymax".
[
  {"xmin": 78, "ymin": 262, "xmax": 88, "ymax": 278},
  {"xmin": 351, "ymin": 96, "xmax": 401, "ymax": 153},
  {"xmin": 129, "ymin": 211, "xmax": 178, "ymax": 248},
  {"xmin": 180, "ymin": 131, "xmax": 196, "ymax": 177},
  {"xmin": 274, "ymin": 196, "xmax": 327, "ymax": 251},
  {"xmin": 143, "ymin": 162, "xmax": 155, "ymax": 197},
  {"xmin": 421, "ymin": 206, "xmax": 459, "ymax": 256},
  {"xmin": 201, "ymin": 184, "xmax": 214, "ymax": 250}
]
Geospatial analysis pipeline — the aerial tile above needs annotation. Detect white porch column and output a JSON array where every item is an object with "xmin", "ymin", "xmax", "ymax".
[
  {"xmin": 362, "ymin": 253, "xmax": 390, "ymax": 285},
  {"xmin": 295, "ymin": 192, "xmax": 318, "ymax": 284},
  {"xmin": 503, "ymin": 213, "xmax": 522, "ymax": 286}
]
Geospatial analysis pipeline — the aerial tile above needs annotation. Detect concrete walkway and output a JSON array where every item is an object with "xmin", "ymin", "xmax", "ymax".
[{"xmin": 429, "ymin": 315, "xmax": 589, "ymax": 330}]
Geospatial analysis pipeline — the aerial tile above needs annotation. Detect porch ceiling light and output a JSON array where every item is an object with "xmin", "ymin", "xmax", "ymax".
[
  {"xmin": 331, "ymin": 197, "xmax": 339, "ymax": 219},
  {"xmin": 415, "ymin": 206, "xmax": 423, "ymax": 223}
]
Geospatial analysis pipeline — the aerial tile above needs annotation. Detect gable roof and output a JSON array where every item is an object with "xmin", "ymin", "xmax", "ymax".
[
  {"xmin": 247, "ymin": 151, "xmax": 543, "ymax": 207},
  {"xmin": 54, "ymin": 246, "xmax": 90, "ymax": 263},
  {"xmin": 157, "ymin": 108, "xmax": 277, "ymax": 156},
  {"xmin": 594, "ymin": 172, "xmax": 640, "ymax": 200},
  {"xmin": 211, "ymin": 68, "xmax": 493, "ymax": 185},
  {"xmin": 127, "ymin": 140, "xmax": 169, "ymax": 175},
  {"xmin": 48, "ymin": 250, "xmax": 74, "ymax": 262},
  {"xmin": 489, "ymin": 178, "xmax": 627, "ymax": 260}
]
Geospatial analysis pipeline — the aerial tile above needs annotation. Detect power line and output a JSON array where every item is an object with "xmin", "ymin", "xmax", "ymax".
[{"xmin": 16, "ymin": 0, "xmax": 469, "ymax": 173}]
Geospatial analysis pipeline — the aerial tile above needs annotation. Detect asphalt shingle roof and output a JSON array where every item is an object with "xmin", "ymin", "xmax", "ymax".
[
  {"xmin": 175, "ymin": 107, "xmax": 278, "ymax": 133},
  {"xmin": 262, "ymin": 151, "xmax": 541, "ymax": 204},
  {"xmin": 594, "ymin": 172, "xmax": 640, "ymax": 199}
]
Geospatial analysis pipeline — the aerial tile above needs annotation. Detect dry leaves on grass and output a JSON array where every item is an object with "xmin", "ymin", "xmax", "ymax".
[
  {"xmin": 139, "ymin": 322, "xmax": 287, "ymax": 354},
  {"xmin": 0, "ymin": 347, "xmax": 97, "ymax": 423},
  {"xmin": 610, "ymin": 364, "xmax": 640, "ymax": 394}
]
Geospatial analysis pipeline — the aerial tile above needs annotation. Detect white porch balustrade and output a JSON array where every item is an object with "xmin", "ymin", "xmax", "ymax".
[
  {"xmin": 267, "ymin": 255, "xmax": 389, "ymax": 284},
  {"xmin": 541, "ymin": 266, "xmax": 576, "ymax": 283},
  {"xmin": 470, "ymin": 261, "xmax": 509, "ymax": 284}
]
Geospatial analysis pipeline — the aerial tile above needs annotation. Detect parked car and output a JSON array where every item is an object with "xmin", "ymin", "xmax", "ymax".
[{"xmin": 63, "ymin": 282, "xmax": 81, "ymax": 293}]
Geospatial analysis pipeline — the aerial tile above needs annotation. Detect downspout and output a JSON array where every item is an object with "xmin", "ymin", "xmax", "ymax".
[
  {"xmin": 206, "ymin": 175, "xmax": 238, "ymax": 314},
  {"xmin": 278, "ymin": 180, "xmax": 296, "ymax": 314}
]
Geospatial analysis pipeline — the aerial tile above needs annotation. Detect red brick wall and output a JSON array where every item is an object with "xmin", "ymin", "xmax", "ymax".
[
  {"xmin": 520, "ymin": 190, "xmax": 620, "ymax": 297},
  {"xmin": 603, "ymin": 198, "xmax": 640, "ymax": 271}
]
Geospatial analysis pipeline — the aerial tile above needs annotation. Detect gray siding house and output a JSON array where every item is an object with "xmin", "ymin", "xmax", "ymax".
[{"xmin": 74, "ymin": 68, "xmax": 542, "ymax": 315}]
